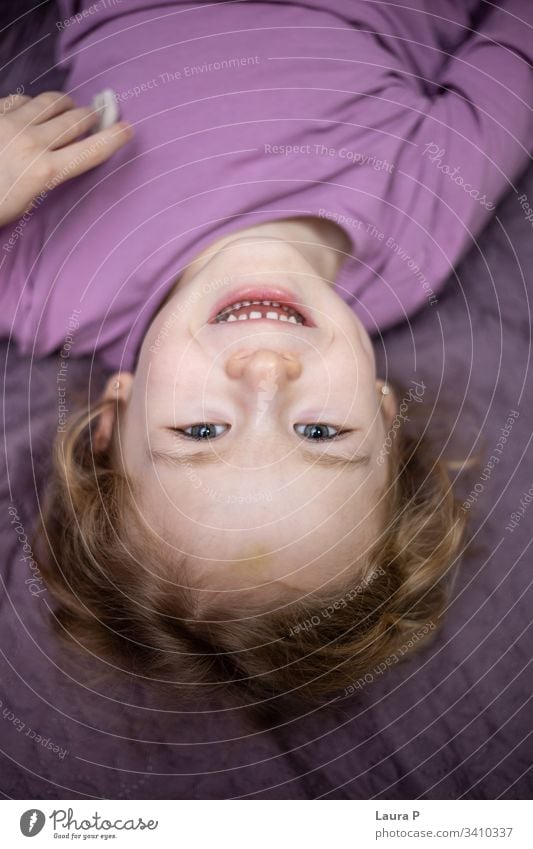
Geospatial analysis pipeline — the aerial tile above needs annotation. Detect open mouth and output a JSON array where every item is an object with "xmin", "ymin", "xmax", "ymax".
[
  {"xmin": 208, "ymin": 287, "xmax": 314, "ymax": 326},
  {"xmin": 213, "ymin": 299, "xmax": 307, "ymax": 325}
]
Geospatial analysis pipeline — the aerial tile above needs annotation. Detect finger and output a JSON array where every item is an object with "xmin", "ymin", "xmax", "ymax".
[
  {"xmin": 49, "ymin": 122, "xmax": 135, "ymax": 183},
  {"xmin": 15, "ymin": 91, "xmax": 76, "ymax": 125},
  {"xmin": 36, "ymin": 106, "xmax": 103, "ymax": 150},
  {"xmin": 0, "ymin": 93, "xmax": 31, "ymax": 115}
]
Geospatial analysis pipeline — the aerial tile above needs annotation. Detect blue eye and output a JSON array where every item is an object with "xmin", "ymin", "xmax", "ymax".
[
  {"xmin": 176, "ymin": 423, "xmax": 344, "ymax": 441},
  {"xmin": 294, "ymin": 423, "xmax": 342, "ymax": 441},
  {"xmin": 180, "ymin": 423, "xmax": 228, "ymax": 440}
]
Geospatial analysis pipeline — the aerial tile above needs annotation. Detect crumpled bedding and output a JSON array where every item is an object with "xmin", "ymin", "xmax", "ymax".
[{"xmin": 0, "ymin": 2, "xmax": 531, "ymax": 799}]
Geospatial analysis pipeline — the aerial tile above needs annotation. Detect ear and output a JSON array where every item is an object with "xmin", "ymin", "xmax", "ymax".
[
  {"xmin": 92, "ymin": 371, "xmax": 134, "ymax": 453},
  {"xmin": 376, "ymin": 379, "xmax": 397, "ymax": 430}
]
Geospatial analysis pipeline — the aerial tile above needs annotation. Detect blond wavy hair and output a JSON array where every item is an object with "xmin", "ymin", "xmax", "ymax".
[{"xmin": 36, "ymin": 386, "xmax": 466, "ymax": 727}]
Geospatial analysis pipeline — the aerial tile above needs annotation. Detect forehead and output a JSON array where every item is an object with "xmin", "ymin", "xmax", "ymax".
[
  {"xmin": 140, "ymin": 458, "xmax": 379, "ymax": 529},
  {"xmin": 134, "ymin": 479, "xmax": 381, "ymax": 596}
]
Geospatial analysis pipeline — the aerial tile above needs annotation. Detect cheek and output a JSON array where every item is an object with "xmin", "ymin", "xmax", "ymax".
[
  {"xmin": 334, "ymin": 350, "xmax": 376, "ymax": 403},
  {"xmin": 141, "ymin": 341, "xmax": 197, "ymax": 392},
  {"xmin": 342, "ymin": 309, "xmax": 376, "ymax": 367},
  {"xmin": 351, "ymin": 317, "xmax": 376, "ymax": 368},
  {"xmin": 119, "ymin": 410, "xmax": 147, "ymax": 477}
]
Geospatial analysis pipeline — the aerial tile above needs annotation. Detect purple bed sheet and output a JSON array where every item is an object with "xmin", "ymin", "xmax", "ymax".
[{"xmin": 0, "ymin": 3, "xmax": 532, "ymax": 800}]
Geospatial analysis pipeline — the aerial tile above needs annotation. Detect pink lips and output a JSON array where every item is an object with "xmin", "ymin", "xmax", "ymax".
[{"xmin": 208, "ymin": 286, "xmax": 315, "ymax": 326}]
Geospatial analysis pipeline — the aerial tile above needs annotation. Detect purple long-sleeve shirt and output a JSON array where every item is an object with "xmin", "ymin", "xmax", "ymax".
[{"xmin": 1, "ymin": 0, "xmax": 532, "ymax": 371}]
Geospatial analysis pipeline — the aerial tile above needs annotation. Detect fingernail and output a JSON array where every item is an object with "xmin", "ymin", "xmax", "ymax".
[{"xmin": 90, "ymin": 88, "xmax": 120, "ymax": 130}]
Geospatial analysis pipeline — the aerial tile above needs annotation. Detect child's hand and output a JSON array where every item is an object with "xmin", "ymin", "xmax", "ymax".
[{"xmin": 0, "ymin": 90, "xmax": 134, "ymax": 227}]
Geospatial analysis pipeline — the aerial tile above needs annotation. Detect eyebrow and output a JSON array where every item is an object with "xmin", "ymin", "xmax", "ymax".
[{"xmin": 149, "ymin": 445, "xmax": 371, "ymax": 470}]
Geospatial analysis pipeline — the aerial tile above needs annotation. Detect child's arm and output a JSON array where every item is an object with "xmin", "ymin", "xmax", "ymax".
[
  {"xmin": 0, "ymin": 90, "xmax": 133, "ymax": 228},
  {"xmin": 370, "ymin": 0, "xmax": 533, "ymax": 325},
  {"xmin": 419, "ymin": 0, "xmax": 532, "ymax": 252}
]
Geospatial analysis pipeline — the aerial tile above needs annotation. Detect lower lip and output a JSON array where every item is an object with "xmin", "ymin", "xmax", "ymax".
[{"xmin": 208, "ymin": 286, "xmax": 315, "ymax": 326}]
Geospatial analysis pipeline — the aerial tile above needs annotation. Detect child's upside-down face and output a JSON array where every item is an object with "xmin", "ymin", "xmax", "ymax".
[{"xmin": 100, "ymin": 222, "xmax": 396, "ymax": 602}]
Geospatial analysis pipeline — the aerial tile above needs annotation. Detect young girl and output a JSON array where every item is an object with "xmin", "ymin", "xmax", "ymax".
[{"xmin": 1, "ymin": 0, "xmax": 531, "ymax": 722}]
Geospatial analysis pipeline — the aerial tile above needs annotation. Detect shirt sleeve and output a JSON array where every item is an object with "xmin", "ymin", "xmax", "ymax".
[{"xmin": 347, "ymin": 0, "xmax": 533, "ymax": 330}]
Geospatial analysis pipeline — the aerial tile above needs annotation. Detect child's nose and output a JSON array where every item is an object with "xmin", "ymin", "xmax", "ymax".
[{"xmin": 225, "ymin": 348, "xmax": 301, "ymax": 390}]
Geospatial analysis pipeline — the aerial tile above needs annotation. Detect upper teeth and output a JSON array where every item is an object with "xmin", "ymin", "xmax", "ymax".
[{"xmin": 215, "ymin": 299, "xmax": 304, "ymax": 324}]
